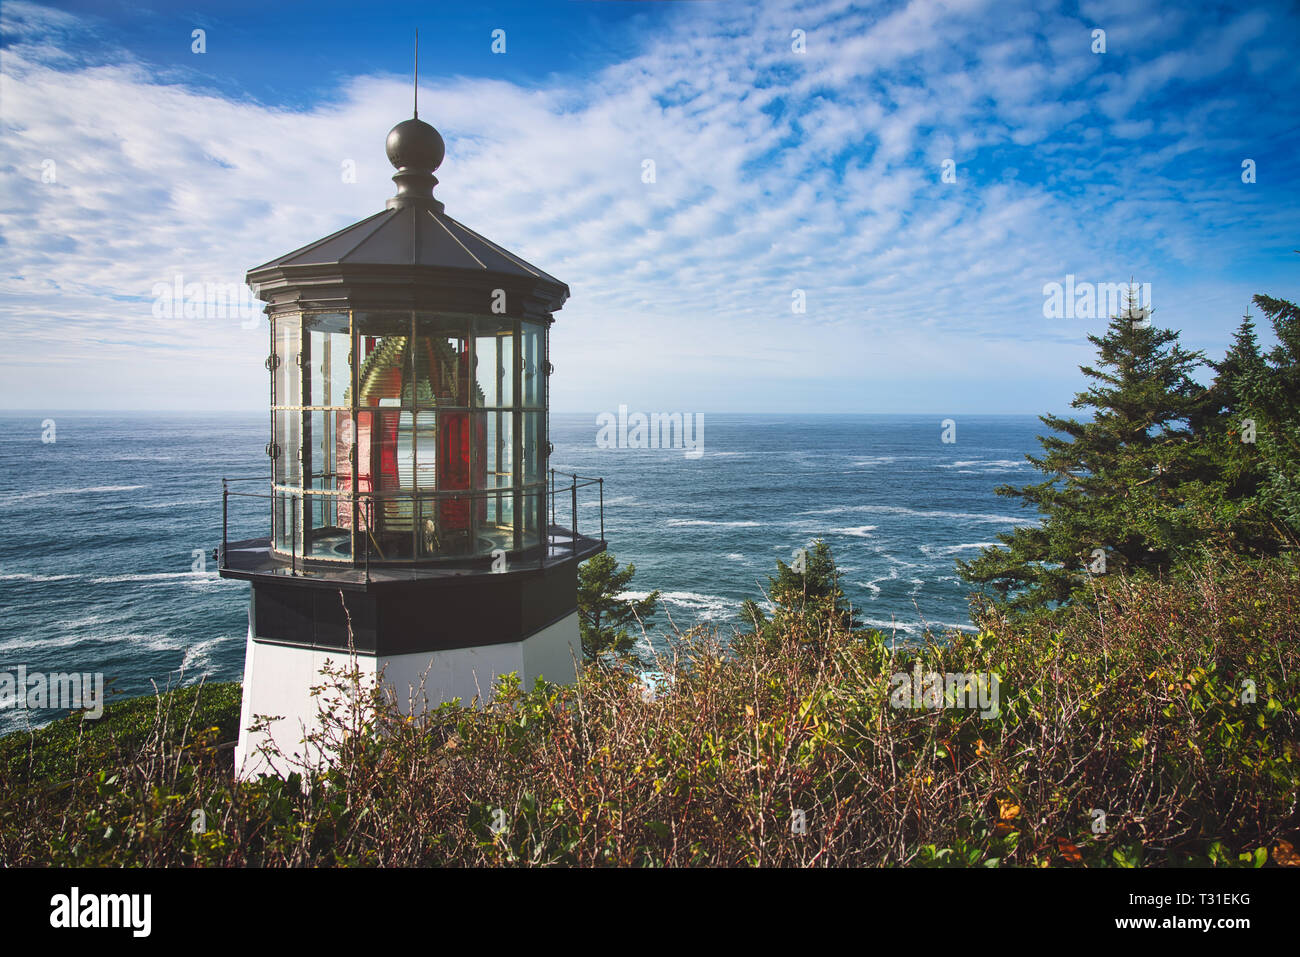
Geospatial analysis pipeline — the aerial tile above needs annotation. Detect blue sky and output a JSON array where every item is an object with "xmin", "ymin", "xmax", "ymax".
[{"xmin": 2, "ymin": 0, "xmax": 1297, "ymax": 413}]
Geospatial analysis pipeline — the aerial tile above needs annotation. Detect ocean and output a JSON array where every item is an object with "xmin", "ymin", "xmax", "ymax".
[{"xmin": 0, "ymin": 412, "xmax": 1044, "ymax": 732}]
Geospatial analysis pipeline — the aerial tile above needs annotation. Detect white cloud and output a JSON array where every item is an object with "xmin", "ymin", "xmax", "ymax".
[{"xmin": 0, "ymin": 0, "xmax": 1297, "ymax": 413}]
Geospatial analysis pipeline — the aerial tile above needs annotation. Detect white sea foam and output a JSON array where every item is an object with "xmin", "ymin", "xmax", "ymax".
[
  {"xmin": 0, "ymin": 631, "xmax": 91, "ymax": 653},
  {"xmin": 621, "ymin": 589, "xmax": 734, "ymax": 620},
  {"xmin": 859, "ymin": 618, "xmax": 977, "ymax": 635},
  {"xmin": 0, "ymin": 572, "xmax": 77, "ymax": 582},
  {"xmin": 827, "ymin": 525, "xmax": 878, "ymax": 538},
  {"xmin": 180, "ymin": 637, "xmax": 229, "ymax": 673},
  {"xmin": 55, "ymin": 611, "xmax": 132, "ymax": 632},
  {"xmin": 666, "ymin": 519, "xmax": 763, "ymax": 528},
  {"xmin": 860, "ymin": 565, "xmax": 900, "ymax": 595},
  {"xmin": 0, "ymin": 485, "xmax": 147, "ymax": 506},
  {"xmin": 936, "ymin": 459, "xmax": 1027, "ymax": 469},
  {"xmin": 919, "ymin": 542, "xmax": 1001, "ymax": 557},
  {"xmin": 876, "ymin": 548, "xmax": 920, "ymax": 569},
  {"xmin": 800, "ymin": 504, "xmax": 1037, "ymax": 525},
  {"xmin": 88, "ymin": 571, "xmax": 221, "ymax": 585},
  {"xmin": 0, "ymin": 628, "xmax": 189, "ymax": 655},
  {"xmin": 860, "ymin": 617, "xmax": 923, "ymax": 635}
]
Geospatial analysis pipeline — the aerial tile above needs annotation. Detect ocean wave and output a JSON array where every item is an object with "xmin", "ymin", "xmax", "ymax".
[
  {"xmin": 876, "ymin": 548, "xmax": 920, "ymax": 569},
  {"xmin": 0, "ymin": 628, "xmax": 189, "ymax": 655},
  {"xmin": 88, "ymin": 571, "xmax": 221, "ymax": 585},
  {"xmin": 859, "ymin": 617, "xmax": 923, "ymax": 635},
  {"xmin": 919, "ymin": 542, "xmax": 1001, "ymax": 557},
  {"xmin": 51, "ymin": 611, "xmax": 133, "ymax": 632},
  {"xmin": 666, "ymin": 519, "xmax": 763, "ymax": 528},
  {"xmin": 0, "ymin": 572, "xmax": 78, "ymax": 582},
  {"xmin": 180, "ymin": 637, "xmax": 230, "ymax": 673},
  {"xmin": 621, "ymin": 589, "xmax": 735, "ymax": 620},
  {"xmin": 859, "ymin": 617, "xmax": 977, "ymax": 635},
  {"xmin": 800, "ymin": 504, "xmax": 1037, "ymax": 525},
  {"xmin": 936, "ymin": 459, "xmax": 1027, "ymax": 469},
  {"xmin": 0, "ymin": 485, "xmax": 147, "ymax": 506},
  {"xmin": 828, "ymin": 525, "xmax": 878, "ymax": 538}
]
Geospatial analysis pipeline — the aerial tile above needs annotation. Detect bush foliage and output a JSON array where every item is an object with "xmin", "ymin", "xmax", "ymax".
[{"xmin": 2, "ymin": 553, "xmax": 1296, "ymax": 867}]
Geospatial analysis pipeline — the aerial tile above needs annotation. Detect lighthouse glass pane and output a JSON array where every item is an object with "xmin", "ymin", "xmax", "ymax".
[
  {"xmin": 354, "ymin": 411, "xmax": 375, "ymax": 496},
  {"xmin": 483, "ymin": 410, "xmax": 513, "ymax": 489},
  {"xmin": 274, "ymin": 317, "xmax": 300, "ymax": 407},
  {"xmin": 306, "ymin": 313, "xmax": 351, "ymax": 408},
  {"xmin": 373, "ymin": 495, "xmax": 415, "ymax": 560},
  {"xmin": 521, "ymin": 412, "xmax": 543, "ymax": 484},
  {"xmin": 355, "ymin": 312, "xmax": 413, "ymax": 408},
  {"xmin": 356, "ymin": 409, "xmax": 414, "ymax": 559},
  {"xmin": 431, "ymin": 494, "xmax": 473, "ymax": 556},
  {"xmin": 521, "ymin": 322, "xmax": 544, "ymax": 408},
  {"xmin": 413, "ymin": 412, "xmax": 437, "ymax": 488},
  {"xmin": 482, "ymin": 486, "xmax": 511, "ymax": 539},
  {"xmin": 304, "ymin": 493, "xmax": 346, "ymax": 559},
  {"xmin": 359, "ymin": 410, "xmax": 412, "ymax": 493},
  {"xmin": 332, "ymin": 411, "xmax": 358, "ymax": 534},
  {"xmin": 521, "ymin": 486, "xmax": 543, "ymax": 549},
  {"xmin": 436, "ymin": 410, "xmax": 475, "ymax": 493},
  {"xmin": 274, "ymin": 410, "xmax": 301, "ymax": 487},
  {"xmin": 306, "ymin": 409, "xmax": 349, "ymax": 493},
  {"xmin": 273, "ymin": 491, "xmax": 301, "ymax": 555},
  {"xmin": 474, "ymin": 320, "xmax": 513, "ymax": 408},
  {"xmin": 413, "ymin": 315, "xmax": 470, "ymax": 409},
  {"xmin": 415, "ymin": 498, "xmax": 440, "ymax": 559}
]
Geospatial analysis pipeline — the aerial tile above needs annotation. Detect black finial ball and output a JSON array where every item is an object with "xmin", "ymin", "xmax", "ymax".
[{"xmin": 386, "ymin": 117, "xmax": 445, "ymax": 172}]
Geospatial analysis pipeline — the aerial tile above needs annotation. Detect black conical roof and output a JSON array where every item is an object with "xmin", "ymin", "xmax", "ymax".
[{"xmin": 248, "ymin": 205, "xmax": 565, "ymax": 288}]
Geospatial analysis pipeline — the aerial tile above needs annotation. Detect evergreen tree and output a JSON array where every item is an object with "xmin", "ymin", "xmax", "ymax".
[
  {"xmin": 1183, "ymin": 309, "xmax": 1277, "ymax": 552},
  {"xmin": 1236, "ymin": 294, "xmax": 1300, "ymax": 539},
  {"xmin": 742, "ymin": 539, "xmax": 860, "ymax": 638},
  {"xmin": 1211, "ymin": 312, "xmax": 1267, "ymax": 416},
  {"xmin": 576, "ymin": 552, "xmax": 660, "ymax": 662},
  {"xmin": 958, "ymin": 286, "xmax": 1208, "ymax": 612}
]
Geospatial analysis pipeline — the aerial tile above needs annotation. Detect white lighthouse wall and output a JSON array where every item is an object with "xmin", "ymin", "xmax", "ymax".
[
  {"xmin": 521, "ymin": 611, "xmax": 582, "ymax": 689},
  {"xmin": 382, "ymin": 609, "xmax": 581, "ymax": 709},
  {"xmin": 379, "ymin": 640, "xmax": 524, "ymax": 712},
  {"xmin": 235, "ymin": 610, "xmax": 581, "ymax": 780},
  {"xmin": 234, "ymin": 634, "xmax": 379, "ymax": 780}
]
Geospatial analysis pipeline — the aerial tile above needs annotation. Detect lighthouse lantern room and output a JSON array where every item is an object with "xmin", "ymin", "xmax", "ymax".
[{"xmin": 220, "ymin": 108, "xmax": 605, "ymax": 779}]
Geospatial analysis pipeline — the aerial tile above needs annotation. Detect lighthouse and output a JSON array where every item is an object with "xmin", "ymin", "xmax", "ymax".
[{"xmin": 219, "ymin": 106, "xmax": 605, "ymax": 779}]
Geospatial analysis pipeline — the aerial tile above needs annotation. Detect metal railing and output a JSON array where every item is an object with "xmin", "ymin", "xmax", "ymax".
[
  {"xmin": 221, "ymin": 471, "xmax": 604, "ymax": 579},
  {"xmin": 549, "ymin": 468, "xmax": 605, "ymax": 548}
]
